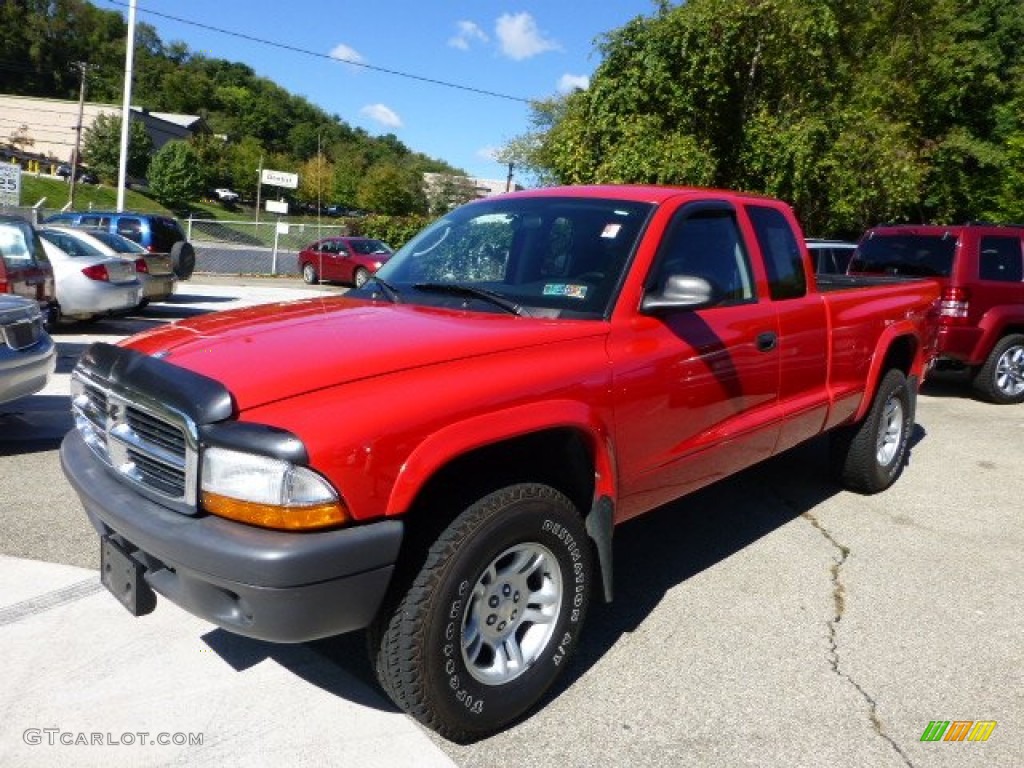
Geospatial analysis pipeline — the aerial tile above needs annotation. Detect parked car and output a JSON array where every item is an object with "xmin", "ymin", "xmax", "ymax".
[
  {"xmin": 55, "ymin": 164, "xmax": 99, "ymax": 184},
  {"xmin": 42, "ymin": 227, "xmax": 176, "ymax": 307},
  {"xmin": 214, "ymin": 188, "xmax": 239, "ymax": 203},
  {"xmin": 849, "ymin": 222, "xmax": 1024, "ymax": 403},
  {"xmin": 805, "ymin": 238, "xmax": 857, "ymax": 274},
  {"xmin": 44, "ymin": 211, "xmax": 195, "ymax": 280},
  {"xmin": 0, "ymin": 215, "xmax": 58, "ymax": 327},
  {"xmin": 38, "ymin": 228, "xmax": 144, "ymax": 322},
  {"xmin": 298, "ymin": 236, "xmax": 393, "ymax": 287},
  {"xmin": 0, "ymin": 294, "xmax": 56, "ymax": 405}
]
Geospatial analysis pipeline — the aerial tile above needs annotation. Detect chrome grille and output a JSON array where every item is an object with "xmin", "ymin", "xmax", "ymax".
[
  {"xmin": 2, "ymin": 317, "xmax": 42, "ymax": 350},
  {"xmin": 71, "ymin": 370, "xmax": 199, "ymax": 513}
]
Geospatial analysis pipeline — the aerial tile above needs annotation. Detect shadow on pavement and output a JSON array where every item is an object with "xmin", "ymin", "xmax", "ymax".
[
  {"xmin": 201, "ymin": 628, "xmax": 398, "ymax": 714},
  {"xmin": 0, "ymin": 394, "xmax": 73, "ymax": 455}
]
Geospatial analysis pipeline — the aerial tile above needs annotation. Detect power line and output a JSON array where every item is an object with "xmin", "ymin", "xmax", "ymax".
[{"xmin": 99, "ymin": 0, "xmax": 532, "ymax": 104}]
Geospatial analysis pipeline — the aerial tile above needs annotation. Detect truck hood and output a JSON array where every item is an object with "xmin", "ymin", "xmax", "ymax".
[{"xmin": 122, "ymin": 296, "xmax": 606, "ymax": 411}]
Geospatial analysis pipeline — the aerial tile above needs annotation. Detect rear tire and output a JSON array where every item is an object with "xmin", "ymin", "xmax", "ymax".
[
  {"xmin": 972, "ymin": 334, "xmax": 1024, "ymax": 404},
  {"xmin": 830, "ymin": 368, "xmax": 914, "ymax": 494},
  {"xmin": 368, "ymin": 483, "xmax": 593, "ymax": 742}
]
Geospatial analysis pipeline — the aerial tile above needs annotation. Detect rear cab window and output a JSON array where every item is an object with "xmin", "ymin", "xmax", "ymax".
[{"xmin": 748, "ymin": 205, "xmax": 806, "ymax": 299}]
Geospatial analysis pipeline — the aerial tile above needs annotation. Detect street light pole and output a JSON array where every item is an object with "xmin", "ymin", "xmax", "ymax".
[{"xmin": 116, "ymin": 0, "xmax": 138, "ymax": 213}]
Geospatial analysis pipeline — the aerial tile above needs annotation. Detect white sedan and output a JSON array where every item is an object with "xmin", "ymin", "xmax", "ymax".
[
  {"xmin": 38, "ymin": 228, "xmax": 144, "ymax": 322},
  {"xmin": 44, "ymin": 227, "xmax": 177, "ymax": 306}
]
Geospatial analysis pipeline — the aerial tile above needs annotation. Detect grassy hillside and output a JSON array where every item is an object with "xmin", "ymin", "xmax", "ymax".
[{"xmin": 19, "ymin": 174, "xmax": 172, "ymax": 215}]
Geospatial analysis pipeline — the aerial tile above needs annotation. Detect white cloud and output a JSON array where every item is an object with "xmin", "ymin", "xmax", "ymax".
[
  {"xmin": 360, "ymin": 103, "xmax": 402, "ymax": 129},
  {"xmin": 557, "ymin": 73, "xmax": 590, "ymax": 93},
  {"xmin": 329, "ymin": 43, "xmax": 365, "ymax": 65},
  {"xmin": 477, "ymin": 146, "xmax": 500, "ymax": 162},
  {"xmin": 449, "ymin": 20, "xmax": 488, "ymax": 51},
  {"xmin": 495, "ymin": 13, "xmax": 561, "ymax": 60}
]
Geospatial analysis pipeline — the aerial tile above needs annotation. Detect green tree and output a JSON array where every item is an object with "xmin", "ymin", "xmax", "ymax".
[
  {"xmin": 298, "ymin": 155, "xmax": 334, "ymax": 206},
  {"xmin": 356, "ymin": 163, "xmax": 427, "ymax": 216},
  {"xmin": 505, "ymin": 0, "xmax": 1024, "ymax": 233},
  {"xmin": 81, "ymin": 113, "xmax": 154, "ymax": 182},
  {"xmin": 147, "ymin": 140, "xmax": 203, "ymax": 209}
]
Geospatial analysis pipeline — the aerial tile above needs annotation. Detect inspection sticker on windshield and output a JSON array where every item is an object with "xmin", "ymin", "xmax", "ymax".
[{"xmin": 543, "ymin": 283, "xmax": 589, "ymax": 300}]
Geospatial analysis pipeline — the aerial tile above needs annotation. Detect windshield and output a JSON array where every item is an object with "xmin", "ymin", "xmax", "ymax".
[
  {"xmin": 360, "ymin": 195, "xmax": 653, "ymax": 318},
  {"xmin": 849, "ymin": 234, "xmax": 957, "ymax": 277}
]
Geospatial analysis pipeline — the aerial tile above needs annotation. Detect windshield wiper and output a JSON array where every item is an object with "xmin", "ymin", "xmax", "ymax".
[
  {"xmin": 363, "ymin": 275, "xmax": 400, "ymax": 303},
  {"xmin": 413, "ymin": 282, "xmax": 527, "ymax": 316}
]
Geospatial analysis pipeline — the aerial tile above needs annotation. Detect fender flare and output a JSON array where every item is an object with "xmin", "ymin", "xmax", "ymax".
[
  {"xmin": 385, "ymin": 399, "xmax": 617, "ymax": 518},
  {"xmin": 853, "ymin": 321, "xmax": 922, "ymax": 423}
]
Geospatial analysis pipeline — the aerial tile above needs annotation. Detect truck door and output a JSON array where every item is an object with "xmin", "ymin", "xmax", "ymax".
[
  {"xmin": 744, "ymin": 204, "xmax": 830, "ymax": 453},
  {"xmin": 611, "ymin": 201, "xmax": 782, "ymax": 519}
]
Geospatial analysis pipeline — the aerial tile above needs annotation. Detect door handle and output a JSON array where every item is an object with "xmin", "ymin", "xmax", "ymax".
[{"xmin": 756, "ymin": 331, "xmax": 778, "ymax": 352}]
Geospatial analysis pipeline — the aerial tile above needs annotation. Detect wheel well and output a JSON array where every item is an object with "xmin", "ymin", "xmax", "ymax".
[
  {"xmin": 396, "ymin": 429, "xmax": 596, "ymax": 574},
  {"xmin": 881, "ymin": 334, "xmax": 917, "ymax": 377}
]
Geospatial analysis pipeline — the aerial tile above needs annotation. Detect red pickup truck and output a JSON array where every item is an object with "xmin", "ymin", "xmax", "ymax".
[{"xmin": 61, "ymin": 185, "xmax": 939, "ymax": 741}]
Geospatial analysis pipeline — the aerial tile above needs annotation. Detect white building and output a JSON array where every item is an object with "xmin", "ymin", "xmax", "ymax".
[{"xmin": 0, "ymin": 94, "xmax": 204, "ymax": 171}]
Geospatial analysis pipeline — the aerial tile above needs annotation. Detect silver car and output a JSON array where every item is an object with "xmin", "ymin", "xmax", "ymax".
[
  {"xmin": 46, "ymin": 228, "xmax": 177, "ymax": 305},
  {"xmin": 38, "ymin": 228, "xmax": 144, "ymax": 322},
  {"xmin": 0, "ymin": 294, "xmax": 56, "ymax": 406}
]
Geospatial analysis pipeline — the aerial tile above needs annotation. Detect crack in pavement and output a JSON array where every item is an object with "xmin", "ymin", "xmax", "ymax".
[{"xmin": 801, "ymin": 511, "xmax": 916, "ymax": 768}]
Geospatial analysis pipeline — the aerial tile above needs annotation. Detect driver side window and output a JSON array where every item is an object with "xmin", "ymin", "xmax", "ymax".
[{"xmin": 649, "ymin": 207, "xmax": 756, "ymax": 304}]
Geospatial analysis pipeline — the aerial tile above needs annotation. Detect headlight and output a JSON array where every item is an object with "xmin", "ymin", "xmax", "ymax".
[{"xmin": 200, "ymin": 446, "xmax": 349, "ymax": 530}]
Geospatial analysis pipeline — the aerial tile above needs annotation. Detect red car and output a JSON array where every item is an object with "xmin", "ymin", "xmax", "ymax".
[{"xmin": 298, "ymin": 236, "xmax": 392, "ymax": 287}]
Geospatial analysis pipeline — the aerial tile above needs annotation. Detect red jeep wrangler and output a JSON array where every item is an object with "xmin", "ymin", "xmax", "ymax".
[{"xmin": 850, "ymin": 223, "xmax": 1024, "ymax": 403}]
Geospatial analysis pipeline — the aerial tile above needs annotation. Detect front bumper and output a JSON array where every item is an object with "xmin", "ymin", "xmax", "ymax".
[{"xmin": 61, "ymin": 430, "xmax": 403, "ymax": 642}]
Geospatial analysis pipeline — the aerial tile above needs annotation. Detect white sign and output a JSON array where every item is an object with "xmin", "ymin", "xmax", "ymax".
[
  {"xmin": 261, "ymin": 169, "xmax": 298, "ymax": 189},
  {"xmin": 265, "ymin": 199, "xmax": 289, "ymax": 214},
  {"xmin": 0, "ymin": 163, "xmax": 21, "ymax": 206},
  {"xmin": 276, "ymin": 222, "xmax": 290, "ymax": 235}
]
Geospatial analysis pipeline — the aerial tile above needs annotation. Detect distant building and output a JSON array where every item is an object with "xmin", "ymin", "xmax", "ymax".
[
  {"xmin": 423, "ymin": 171, "xmax": 523, "ymax": 211},
  {"xmin": 0, "ymin": 94, "xmax": 206, "ymax": 171}
]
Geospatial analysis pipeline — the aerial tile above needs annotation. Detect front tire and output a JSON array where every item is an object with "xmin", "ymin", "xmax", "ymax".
[
  {"xmin": 972, "ymin": 334, "xmax": 1024, "ymax": 404},
  {"xmin": 353, "ymin": 267, "xmax": 370, "ymax": 288},
  {"xmin": 830, "ymin": 368, "xmax": 914, "ymax": 494},
  {"xmin": 301, "ymin": 262, "xmax": 318, "ymax": 285},
  {"xmin": 369, "ymin": 483, "xmax": 593, "ymax": 742}
]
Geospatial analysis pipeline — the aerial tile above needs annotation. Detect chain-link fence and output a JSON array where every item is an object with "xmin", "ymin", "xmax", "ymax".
[
  {"xmin": 183, "ymin": 216, "xmax": 348, "ymax": 276},
  {"xmin": 0, "ymin": 204, "xmax": 349, "ymax": 277}
]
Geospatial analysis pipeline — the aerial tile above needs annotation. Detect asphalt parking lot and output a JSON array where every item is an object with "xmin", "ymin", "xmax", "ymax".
[{"xmin": 1, "ymin": 276, "xmax": 1021, "ymax": 768}]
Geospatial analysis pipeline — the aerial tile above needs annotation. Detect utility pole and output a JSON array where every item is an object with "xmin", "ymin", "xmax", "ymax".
[
  {"xmin": 67, "ymin": 61, "xmax": 89, "ymax": 209},
  {"xmin": 505, "ymin": 161, "xmax": 515, "ymax": 192}
]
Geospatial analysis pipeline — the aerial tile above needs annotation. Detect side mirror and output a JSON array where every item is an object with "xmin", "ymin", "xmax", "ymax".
[{"xmin": 641, "ymin": 274, "xmax": 722, "ymax": 314}]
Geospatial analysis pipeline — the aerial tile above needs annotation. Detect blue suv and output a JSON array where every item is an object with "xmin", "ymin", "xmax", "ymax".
[{"xmin": 43, "ymin": 211, "xmax": 195, "ymax": 279}]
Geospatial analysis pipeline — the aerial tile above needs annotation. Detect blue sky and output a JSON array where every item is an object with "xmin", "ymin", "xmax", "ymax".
[{"xmin": 96, "ymin": 1, "xmax": 661, "ymax": 186}]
